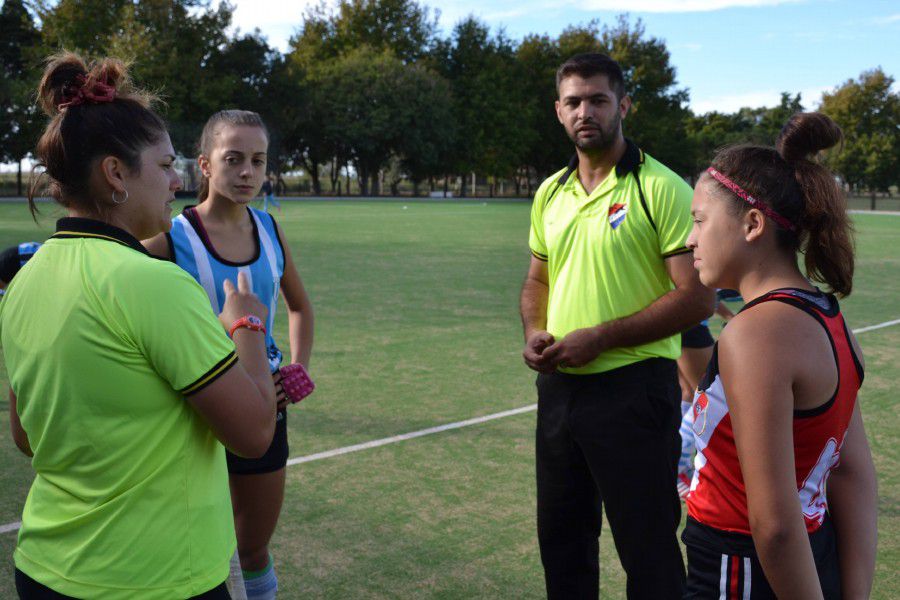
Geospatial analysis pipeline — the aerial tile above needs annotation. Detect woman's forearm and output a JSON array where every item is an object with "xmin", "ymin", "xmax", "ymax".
[
  {"xmin": 233, "ymin": 329, "xmax": 277, "ymax": 411},
  {"xmin": 828, "ymin": 403, "xmax": 878, "ymax": 599},
  {"xmin": 288, "ymin": 307, "xmax": 314, "ymax": 368},
  {"xmin": 828, "ymin": 463, "xmax": 877, "ymax": 598},
  {"xmin": 751, "ymin": 513, "xmax": 825, "ymax": 600}
]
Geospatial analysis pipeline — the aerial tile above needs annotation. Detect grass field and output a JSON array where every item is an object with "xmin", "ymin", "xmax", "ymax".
[{"xmin": 0, "ymin": 200, "xmax": 897, "ymax": 598}]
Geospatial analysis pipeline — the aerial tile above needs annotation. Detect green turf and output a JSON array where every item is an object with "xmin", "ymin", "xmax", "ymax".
[{"xmin": 0, "ymin": 201, "xmax": 897, "ymax": 598}]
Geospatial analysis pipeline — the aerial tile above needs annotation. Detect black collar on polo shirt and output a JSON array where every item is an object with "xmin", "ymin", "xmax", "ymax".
[
  {"xmin": 53, "ymin": 217, "xmax": 150, "ymax": 256},
  {"xmin": 558, "ymin": 138, "xmax": 644, "ymax": 186},
  {"xmin": 614, "ymin": 138, "xmax": 643, "ymax": 178}
]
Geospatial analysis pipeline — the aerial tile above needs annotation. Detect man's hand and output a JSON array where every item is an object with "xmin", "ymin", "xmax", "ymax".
[
  {"xmin": 523, "ymin": 330, "xmax": 556, "ymax": 373},
  {"xmin": 541, "ymin": 326, "xmax": 604, "ymax": 369},
  {"xmin": 520, "ymin": 257, "xmax": 551, "ymax": 372}
]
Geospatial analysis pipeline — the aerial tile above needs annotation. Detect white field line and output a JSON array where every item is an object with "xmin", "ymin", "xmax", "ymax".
[
  {"xmin": 0, "ymin": 522, "xmax": 20, "ymax": 534},
  {"xmin": 852, "ymin": 318, "xmax": 900, "ymax": 334},
  {"xmin": 286, "ymin": 403, "xmax": 536, "ymax": 467},
  {"xmin": 2, "ymin": 316, "xmax": 899, "ymax": 535}
]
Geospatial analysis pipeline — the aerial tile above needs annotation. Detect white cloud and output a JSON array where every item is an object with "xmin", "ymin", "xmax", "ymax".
[
  {"xmin": 419, "ymin": 0, "xmax": 804, "ymax": 29},
  {"xmin": 575, "ymin": 0, "xmax": 802, "ymax": 11},
  {"xmin": 227, "ymin": 0, "xmax": 326, "ymax": 28},
  {"xmin": 222, "ymin": 0, "xmax": 807, "ymax": 50},
  {"xmin": 873, "ymin": 13, "xmax": 900, "ymax": 25},
  {"xmin": 691, "ymin": 85, "xmax": 830, "ymax": 114},
  {"xmin": 214, "ymin": 0, "xmax": 334, "ymax": 50},
  {"xmin": 482, "ymin": 7, "xmax": 534, "ymax": 21}
]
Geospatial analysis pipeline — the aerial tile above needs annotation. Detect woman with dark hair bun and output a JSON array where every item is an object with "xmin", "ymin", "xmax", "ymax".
[
  {"xmin": 681, "ymin": 112, "xmax": 877, "ymax": 599},
  {"xmin": 0, "ymin": 52, "xmax": 277, "ymax": 599}
]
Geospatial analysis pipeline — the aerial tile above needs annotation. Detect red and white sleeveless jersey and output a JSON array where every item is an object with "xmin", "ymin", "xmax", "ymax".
[{"xmin": 686, "ymin": 288, "xmax": 864, "ymax": 535}]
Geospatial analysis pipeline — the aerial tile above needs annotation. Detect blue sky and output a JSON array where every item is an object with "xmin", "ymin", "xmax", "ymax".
[
  {"xmin": 4, "ymin": 0, "xmax": 897, "ymax": 172},
  {"xmin": 223, "ymin": 0, "xmax": 900, "ymax": 113}
]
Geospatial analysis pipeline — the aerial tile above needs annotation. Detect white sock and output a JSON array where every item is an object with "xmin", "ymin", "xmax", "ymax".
[{"xmin": 226, "ymin": 550, "xmax": 248, "ymax": 600}]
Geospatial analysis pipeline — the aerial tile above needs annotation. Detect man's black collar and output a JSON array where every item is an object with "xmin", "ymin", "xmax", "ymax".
[
  {"xmin": 558, "ymin": 138, "xmax": 643, "ymax": 185},
  {"xmin": 53, "ymin": 217, "xmax": 150, "ymax": 256}
]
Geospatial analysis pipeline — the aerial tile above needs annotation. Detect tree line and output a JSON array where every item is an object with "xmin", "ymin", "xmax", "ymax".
[{"xmin": 1, "ymin": 0, "xmax": 898, "ymax": 198}]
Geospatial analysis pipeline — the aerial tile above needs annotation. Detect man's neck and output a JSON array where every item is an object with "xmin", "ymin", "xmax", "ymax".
[{"xmin": 575, "ymin": 136, "xmax": 627, "ymax": 195}]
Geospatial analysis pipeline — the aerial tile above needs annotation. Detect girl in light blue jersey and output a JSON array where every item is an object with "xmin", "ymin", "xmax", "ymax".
[
  {"xmin": 0, "ymin": 242, "xmax": 42, "ymax": 294},
  {"xmin": 144, "ymin": 110, "xmax": 314, "ymax": 600}
]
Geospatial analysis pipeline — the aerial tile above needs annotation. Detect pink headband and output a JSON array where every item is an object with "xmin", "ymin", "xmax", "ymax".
[
  {"xmin": 706, "ymin": 167, "xmax": 797, "ymax": 233},
  {"xmin": 58, "ymin": 74, "xmax": 117, "ymax": 110}
]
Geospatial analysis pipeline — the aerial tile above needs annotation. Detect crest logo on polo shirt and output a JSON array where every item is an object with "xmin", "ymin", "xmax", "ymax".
[
  {"xmin": 692, "ymin": 391, "xmax": 709, "ymax": 436},
  {"xmin": 608, "ymin": 203, "xmax": 628, "ymax": 229}
]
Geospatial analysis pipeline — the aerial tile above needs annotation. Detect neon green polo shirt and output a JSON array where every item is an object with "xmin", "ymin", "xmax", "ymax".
[
  {"xmin": 529, "ymin": 140, "xmax": 694, "ymax": 374},
  {"xmin": 0, "ymin": 218, "xmax": 238, "ymax": 599}
]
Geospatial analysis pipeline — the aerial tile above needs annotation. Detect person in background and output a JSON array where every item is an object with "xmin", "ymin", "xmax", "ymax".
[
  {"xmin": 0, "ymin": 243, "xmax": 41, "ymax": 294},
  {"xmin": 676, "ymin": 289, "xmax": 741, "ymax": 500},
  {"xmin": 676, "ymin": 322, "xmax": 715, "ymax": 499},
  {"xmin": 261, "ymin": 173, "xmax": 280, "ymax": 213}
]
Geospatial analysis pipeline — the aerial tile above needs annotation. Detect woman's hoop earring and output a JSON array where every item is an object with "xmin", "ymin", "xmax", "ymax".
[{"xmin": 111, "ymin": 189, "xmax": 129, "ymax": 205}]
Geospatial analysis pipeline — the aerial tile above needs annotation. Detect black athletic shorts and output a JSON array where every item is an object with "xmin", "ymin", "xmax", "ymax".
[
  {"xmin": 682, "ymin": 516, "xmax": 841, "ymax": 599},
  {"xmin": 682, "ymin": 323, "xmax": 715, "ymax": 349},
  {"xmin": 15, "ymin": 569, "xmax": 229, "ymax": 599},
  {"xmin": 226, "ymin": 408, "xmax": 288, "ymax": 475}
]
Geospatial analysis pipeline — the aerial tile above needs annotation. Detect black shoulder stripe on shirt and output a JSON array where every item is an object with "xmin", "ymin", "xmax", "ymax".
[
  {"xmin": 663, "ymin": 247, "xmax": 692, "ymax": 258},
  {"xmin": 180, "ymin": 351, "xmax": 238, "ymax": 396},
  {"xmin": 163, "ymin": 232, "xmax": 177, "ymax": 263},
  {"xmin": 739, "ymin": 294, "xmax": 845, "ymax": 419},
  {"xmin": 269, "ymin": 212, "xmax": 287, "ymax": 261},
  {"xmin": 630, "ymin": 169, "xmax": 657, "ymax": 234},
  {"xmin": 541, "ymin": 154, "xmax": 580, "ymax": 211},
  {"xmin": 531, "ymin": 249, "xmax": 548, "ymax": 261},
  {"xmin": 839, "ymin": 316, "xmax": 865, "ymax": 384}
]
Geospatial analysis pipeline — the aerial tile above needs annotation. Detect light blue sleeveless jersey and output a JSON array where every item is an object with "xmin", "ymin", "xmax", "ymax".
[
  {"xmin": 17, "ymin": 242, "xmax": 42, "ymax": 265},
  {"xmin": 168, "ymin": 206, "xmax": 285, "ymax": 372}
]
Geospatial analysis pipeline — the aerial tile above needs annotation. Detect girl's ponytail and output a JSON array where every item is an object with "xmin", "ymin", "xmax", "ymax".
[
  {"xmin": 777, "ymin": 113, "xmax": 853, "ymax": 296},
  {"xmin": 707, "ymin": 112, "xmax": 854, "ymax": 296}
]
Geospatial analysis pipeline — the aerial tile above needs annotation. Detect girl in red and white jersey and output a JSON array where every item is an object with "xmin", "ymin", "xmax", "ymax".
[{"xmin": 683, "ymin": 112, "xmax": 877, "ymax": 600}]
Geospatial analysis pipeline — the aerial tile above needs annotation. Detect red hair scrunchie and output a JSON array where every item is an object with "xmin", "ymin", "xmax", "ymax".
[{"xmin": 58, "ymin": 74, "xmax": 117, "ymax": 110}]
